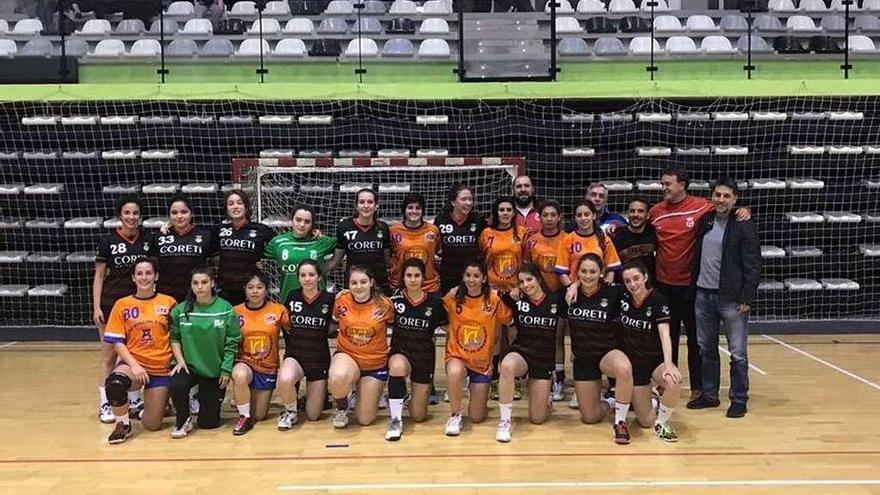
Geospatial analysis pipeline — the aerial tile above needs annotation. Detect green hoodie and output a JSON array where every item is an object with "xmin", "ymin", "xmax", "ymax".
[{"xmin": 170, "ymin": 297, "xmax": 241, "ymax": 377}]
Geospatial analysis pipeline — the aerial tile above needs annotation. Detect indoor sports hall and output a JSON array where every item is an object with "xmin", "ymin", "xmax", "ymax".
[{"xmin": 1, "ymin": 0, "xmax": 879, "ymax": 492}]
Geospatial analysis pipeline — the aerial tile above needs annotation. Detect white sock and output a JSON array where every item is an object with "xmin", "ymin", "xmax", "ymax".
[
  {"xmin": 128, "ymin": 390, "xmax": 142, "ymax": 404},
  {"xmin": 499, "ymin": 403, "xmax": 513, "ymax": 422},
  {"xmin": 656, "ymin": 403, "xmax": 673, "ymax": 425},
  {"xmin": 284, "ymin": 401, "xmax": 297, "ymax": 413},
  {"xmin": 99, "ymin": 386, "xmax": 108, "ymax": 405},
  {"xmin": 555, "ymin": 364, "xmax": 565, "ymax": 372},
  {"xmin": 115, "ymin": 414, "xmax": 131, "ymax": 426},
  {"xmin": 237, "ymin": 403, "xmax": 251, "ymax": 418},
  {"xmin": 614, "ymin": 402, "xmax": 630, "ymax": 424},
  {"xmin": 389, "ymin": 398, "xmax": 404, "ymax": 421}
]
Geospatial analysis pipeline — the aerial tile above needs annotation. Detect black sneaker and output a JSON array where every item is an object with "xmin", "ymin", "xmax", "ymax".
[
  {"xmin": 108, "ymin": 422, "xmax": 133, "ymax": 444},
  {"xmin": 726, "ymin": 402, "xmax": 747, "ymax": 418},
  {"xmin": 686, "ymin": 395, "xmax": 721, "ymax": 410},
  {"xmin": 233, "ymin": 415, "xmax": 254, "ymax": 435}
]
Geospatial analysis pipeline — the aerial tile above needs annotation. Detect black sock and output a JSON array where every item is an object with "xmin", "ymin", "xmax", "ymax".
[{"xmin": 388, "ymin": 376, "xmax": 407, "ymax": 400}]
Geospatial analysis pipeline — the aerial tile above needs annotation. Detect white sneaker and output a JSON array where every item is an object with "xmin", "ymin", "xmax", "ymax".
[
  {"xmin": 551, "ymin": 381, "xmax": 565, "ymax": 402},
  {"xmin": 602, "ymin": 395, "xmax": 616, "ymax": 410},
  {"xmin": 495, "ymin": 419, "xmax": 512, "ymax": 443},
  {"xmin": 385, "ymin": 418, "xmax": 403, "ymax": 441},
  {"xmin": 277, "ymin": 409, "xmax": 298, "ymax": 430},
  {"xmin": 171, "ymin": 416, "xmax": 195, "ymax": 438},
  {"xmin": 129, "ymin": 397, "xmax": 145, "ymax": 420},
  {"xmin": 568, "ymin": 393, "xmax": 579, "ymax": 409},
  {"xmin": 444, "ymin": 414, "xmax": 462, "ymax": 436},
  {"xmin": 378, "ymin": 393, "xmax": 389, "ymax": 409},
  {"xmin": 332, "ymin": 409, "xmax": 349, "ymax": 428},
  {"xmin": 99, "ymin": 403, "xmax": 115, "ymax": 424}
]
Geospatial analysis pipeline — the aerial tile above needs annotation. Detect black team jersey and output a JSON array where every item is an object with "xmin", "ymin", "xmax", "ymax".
[
  {"xmin": 502, "ymin": 291, "xmax": 566, "ymax": 370},
  {"xmin": 433, "ymin": 210, "xmax": 486, "ymax": 292},
  {"xmin": 283, "ymin": 289, "xmax": 335, "ymax": 372},
  {"xmin": 389, "ymin": 292, "xmax": 448, "ymax": 371},
  {"xmin": 566, "ymin": 284, "xmax": 624, "ymax": 358},
  {"xmin": 336, "ymin": 218, "xmax": 391, "ymax": 290},
  {"xmin": 617, "ymin": 289, "xmax": 671, "ymax": 365},
  {"xmin": 95, "ymin": 228, "xmax": 154, "ymax": 314},
  {"xmin": 155, "ymin": 225, "xmax": 218, "ymax": 302},
  {"xmin": 611, "ymin": 226, "xmax": 657, "ymax": 284},
  {"xmin": 213, "ymin": 221, "xmax": 275, "ymax": 305}
]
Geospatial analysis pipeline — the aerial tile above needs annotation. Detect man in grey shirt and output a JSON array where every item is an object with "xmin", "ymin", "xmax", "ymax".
[{"xmin": 687, "ymin": 176, "xmax": 761, "ymax": 418}]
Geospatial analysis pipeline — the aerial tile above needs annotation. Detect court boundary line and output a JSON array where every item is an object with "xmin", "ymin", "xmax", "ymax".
[
  {"xmin": 718, "ymin": 345, "xmax": 767, "ymax": 375},
  {"xmin": 762, "ymin": 334, "xmax": 880, "ymax": 391},
  {"xmin": 2, "ymin": 450, "xmax": 879, "ymax": 465},
  {"xmin": 276, "ymin": 479, "xmax": 880, "ymax": 491},
  {"xmin": 0, "ymin": 342, "xmax": 18, "ymax": 349}
]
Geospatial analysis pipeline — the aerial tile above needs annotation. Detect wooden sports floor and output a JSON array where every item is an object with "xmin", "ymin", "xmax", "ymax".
[{"xmin": 1, "ymin": 334, "xmax": 879, "ymax": 495}]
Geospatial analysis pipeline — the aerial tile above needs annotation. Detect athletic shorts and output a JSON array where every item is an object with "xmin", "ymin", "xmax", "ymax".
[
  {"xmin": 360, "ymin": 368, "xmax": 389, "ymax": 381},
  {"xmin": 632, "ymin": 358, "xmax": 662, "ymax": 387},
  {"xmin": 146, "ymin": 374, "xmax": 171, "ymax": 389},
  {"xmin": 390, "ymin": 349, "xmax": 435, "ymax": 384},
  {"xmin": 251, "ymin": 370, "xmax": 278, "ymax": 391},
  {"xmin": 572, "ymin": 354, "xmax": 603, "ymax": 382},
  {"xmin": 509, "ymin": 350, "xmax": 554, "ymax": 381},
  {"xmin": 467, "ymin": 368, "xmax": 492, "ymax": 384}
]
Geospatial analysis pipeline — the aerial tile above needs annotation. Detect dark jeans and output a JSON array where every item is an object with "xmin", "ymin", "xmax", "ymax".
[
  {"xmin": 656, "ymin": 282, "xmax": 702, "ymax": 392},
  {"xmin": 695, "ymin": 288, "xmax": 750, "ymax": 405},
  {"xmin": 169, "ymin": 370, "xmax": 224, "ymax": 429}
]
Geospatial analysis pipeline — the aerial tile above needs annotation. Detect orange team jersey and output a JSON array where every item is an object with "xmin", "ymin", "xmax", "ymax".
[
  {"xmin": 103, "ymin": 294, "xmax": 176, "ymax": 376},
  {"xmin": 479, "ymin": 225, "xmax": 527, "ymax": 291},
  {"xmin": 554, "ymin": 231, "xmax": 621, "ymax": 278},
  {"xmin": 333, "ymin": 291, "xmax": 394, "ymax": 370},
  {"xmin": 234, "ymin": 301, "xmax": 289, "ymax": 375},
  {"xmin": 524, "ymin": 230, "xmax": 564, "ymax": 292},
  {"xmin": 442, "ymin": 290, "xmax": 513, "ymax": 375},
  {"xmin": 389, "ymin": 222, "xmax": 442, "ymax": 292}
]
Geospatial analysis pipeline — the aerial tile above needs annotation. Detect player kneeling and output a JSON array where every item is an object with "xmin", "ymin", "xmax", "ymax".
[
  {"xmin": 230, "ymin": 273, "xmax": 290, "ymax": 435},
  {"xmin": 103, "ymin": 257, "xmax": 177, "ymax": 444}
]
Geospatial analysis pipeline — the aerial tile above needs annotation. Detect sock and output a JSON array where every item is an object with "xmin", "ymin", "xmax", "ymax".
[
  {"xmin": 128, "ymin": 390, "xmax": 142, "ymax": 404},
  {"xmin": 237, "ymin": 403, "xmax": 251, "ymax": 418},
  {"xmin": 389, "ymin": 399, "xmax": 404, "ymax": 421},
  {"xmin": 284, "ymin": 401, "xmax": 297, "ymax": 412},
  {"xmin": 115, "ymin": 414, "xmax": 131, "ymax": 426},
  {"xmin": 99, "ymin": 386, "xmax": 108, "ymax": 405},
  {"xmin": 499, "ymin": 403, "xmax": 513, "ymax": 422},
  {"xmin": 554, "ymin": 364, "xmax": 566, "ymax": 384},
  {"xmin": 656, "ymin": 403, "xmax": 674, "ymax": 425},
  {"xmin": 388, "ymin": 376, "xmax": 407, "ymax": 399},
  {"xmin": 614, "ymin": 402, "xmax": 630, "ymax": 424},
  {"xmin": 335, "ymin": 396, "xmax": 349, "ymax": 411}
]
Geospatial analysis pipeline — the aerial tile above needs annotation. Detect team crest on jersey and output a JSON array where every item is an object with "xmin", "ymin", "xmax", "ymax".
[
  {"xmin": 621, "ymin": 301, "xmax": 630, "ymax": 311},
  {"xmin": 195, "ymin": 235, "xmax": 203, "ymax": 243},
  {"xmin": 349, "ymin": 325, "xmax": 375, "ymax": 346},
  {"xmin": 482, "ymin": 302, "xmax": 493, "ymax": 314},
  {"xmin": 469, "ymin": 224, "xmax": 476, "ymax": 232},
  {"xmin": 372, "ymin": 307, "xmax": 387, "ymax": 321},
  {"xmin": 550, "ymin": 304, "xmax": 557, "ymax": 314},
  {"xmin": 249, "ymin": 230, "xmax": 257, "ymax": 238},
  {"xmin": 139, "ymin": 328, "xmax": 154, "ymax": 345},
  {"xmin": 685, "ymin": 217, "xmax": 694, "ymax": 229},
  {"xmin": 458, "ymin": 322, "xmax": 487, "ymax": 352},
  {"xmin": 600, "ymin": 298, "xmax": 608, "ymax": 308},
  {"xmin": 377, "ymin": 231, "xmax": 384, "ymax": 239},
  {"xmin": 425, "ymin": 232, "xmax": 436, "ymax": 241},
  {"xmin": 143, "ymin": 242, "xmax": 151, "ymax": 251},
  {"xmin": 661, "ymin": 305, "xmax": 670, "ymax": 315},
  {"xmin": 336, "ymin": 305, "xmax": 348, "ymax": 318},
  {"xmin": 265, "ymin": 313, "xmax": 278, "ymax": 324},
  {"xmin": 646, "ymin": 307, "xmax": 652, "ymax": 317},
  {"xmin": 309, "ymin": 251, "xmax": 318, "ymax": 260},
  {"xmin": 321, "ymin": 304, "xmax": 329, "ymax": 314},
  {"xmin": 425, "ymin": 306, "xmax": 433, "ymax": 317},
  {"xmin": 214, "ymin": 319, "xmax": 224, "ymax": 328},
  {"xmin": 155, "ymin": 305, "xmax": 169, "ymax": 315}
]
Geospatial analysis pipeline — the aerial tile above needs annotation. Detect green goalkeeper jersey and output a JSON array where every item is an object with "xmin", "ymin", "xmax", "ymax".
[{"xmin": 264, "ymin": 232, "xmax": 337, "ymax": 302}]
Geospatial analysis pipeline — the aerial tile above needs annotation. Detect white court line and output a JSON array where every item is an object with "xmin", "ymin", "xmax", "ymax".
[
  {"xmin": 762, "ymin": 334, "xmax": 880, "ymax": 391},
  {"xmin": 277, "ymin": 479, "xmax": 880, "ymax": 491},
  {"xmin": 718, "ymin": 345, "xmax": 767, "ymax": 375},
  {"xmin": 0, "ymin": 341, "xmax": 18, "ymax": 350}
]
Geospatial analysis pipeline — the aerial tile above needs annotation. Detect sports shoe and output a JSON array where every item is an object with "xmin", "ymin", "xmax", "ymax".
[
  {"xmin": 233, "ymin": 415, "xmax": 254, "ymax": 436},
  {"xmin": 277, "ymin": 409, "xmax": 299, "ymax": 430},
  {"xmin": 171, "ymin": 416, "xmax": 195, "ymax": 439},
  {"xmin": 726, "ymin": 402, "xmax": 748, "ymax": 418},
  {"xmin": 129, "ymin": 397, "xmax": 145, "ymax": 420},
  {"xmin": 189, "ymin": 398, "xmax": 200, "ymax": 415},
  {"xmin": 444, "ymin": 414, "xmax": 462, "ymax": 436},
  {"xmin": 654, "ymin": 422, "xmax": 679, "ymax": 443},
  {"xmin": 513, "ymin": 379, "xmax": 523, "ymax": 401},
  {"xmin": 442, "ymin": 390, "xmax": 450, "ymax": 403},
  {"xmin": 489, "ymin": 381, "xmax": 499, "ymax": 401},
  {"xmin": 429, "ymin": 386, "xmax": 441, "ymax": 405},
  {"xmin": 378, "ymin": 392, "xmax": 389, "ymax": 409},
  {"xmin": 686, "ymin": 395, "xmax": 721, "ymax": 410},
  {"xmin": 613, "ymin": 421, "xmax": 630, "ymax": 445},
  {"xmin": 568, "ymin": 393, "xmax": 579, "ymax": 409},
  {"xmin": 551, "ymin": 381, "xmax": 565, "ymax": 402},
  {"xmin": 332, "ymin": 409, "xmax": 349, "ymax": 428},
  {"xmin": 108, "ymin": 422, "xmax": 133, "ymax": 445},
  {"xmin": 99, "ymin": 403, "xmax": 115, "ymax": 424},
  {"xmin": 385, "ymin": 418, "xmax": 403, "ymax": 441},
  {"xmin": 495, "ymin": 419, "xmax": 512, "ymax": 443}
]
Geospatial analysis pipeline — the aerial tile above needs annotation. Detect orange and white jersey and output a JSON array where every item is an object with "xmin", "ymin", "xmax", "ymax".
[
  {"xmin": 442, "ymin": 289, "xmax": 513, "ymax": 375},
  {"xmin": 234, "ymin": 301, "xmax": 289, "ymax": 375},
  {"xmin": 104, "ymin": 293, "xmax": 176, "ymax": 376},
  {"xmin": 524, "ymin": 230, "xmax": 564, "ymax": 292},
  {"xmin": 389, "ymin": 222, "xmax": 441, "ymax": 292},
  {"xmin": 554, "ymin": 231, "xmax": 621, "ymax": 277},
  {"xmin": 479, "ymin": 225, "xmax": 527, "ymax": 291},
  {"xmin": 333, "ymin": 291, "xmax": 394, "ymax": 370}
]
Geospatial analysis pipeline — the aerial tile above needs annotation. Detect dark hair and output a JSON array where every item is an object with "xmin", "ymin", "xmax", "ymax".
[
  {"xmin": 573, "ymin": 199, "xmax": 607, "ymax": 258},
  {"xmin": 167, "ymin": 195, "xmax": 195, "ymax": 221},
  {"xmin": 243, "ymin": 271, "xmax": 271, "ymax": 291},
  {"xmin": 347, "ymin": 264, "xmax": 389, "ymax": 312},
  {"xmin": 662, "ymin": 168, "xmax": 690, "ymax": 189},
  {"xmin": 537, "ymin": 199, "xmax": 563, "ymax": 231},
  {"xmin": 183, "ymin": 265, "xmax": 216, "ymax": 319},
  {"xmin": 130, "ymin": 256, "xmax": 159, "ymax": 277},
  {"xmin": 297, "ymin": 259, "xmax": 323, "ymax": 279},
  {"xmin": 442, "ymin": 184, "xmax": 475, "ymax": 215},
  {"xmin": 353, "ymin": 188, "xmax": 379, "ymax": 223},
  {"xmin": 627, "ymin": 196, "xmax": 650, "ymax": 210},
  {"xmin": 621, "ymin": 260, "xmax": 652, "ymax": 289},
  {"xmin": 576, "ymin": 252, "xmax": 605, "ymax": 275},
  {"xmin": 489, "ymin": 196, "xmax": 521, "ymax": 242},
  {"xmin": 455, "ymin": 258, "xmax": 491, "ymax": 308},
  {"xmin": 290, "ymin": 204, "xmax": 317, "ymax": 236},
  {"xmin": 400, "ymin": 192, "xmax": 426, "ymax": 217},
  {"xmin": 713, "ymin": 175, "xmax": 739, "ymax": 196},
  {"xmin": 401, "ymin": 257, "xmax": 426, "ymax": 281},
  {"xmin": 224, "ymin": 189, "xmax": 252, "ymax": 221},
  {"xmin": 517, "ymin": 263, "xmax": 549, "ymax": 296},
  {"xmin": 114, "ymin": 194, "xmax": 143, "ymax": 219}
]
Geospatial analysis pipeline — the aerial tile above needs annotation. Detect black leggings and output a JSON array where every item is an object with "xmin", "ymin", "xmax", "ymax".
[
  {"xmin": 169, "ymin": 370, "xmax": 224, "ymax": 429},
  {"xmin": 656, "ymin": 282, "xmax": 702, "ymax": 392}
]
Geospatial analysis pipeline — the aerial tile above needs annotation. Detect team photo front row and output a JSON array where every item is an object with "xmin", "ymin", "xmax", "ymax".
[{"xmin": 94, "ymin": 171, "xmax": 761, "ymax": 447}]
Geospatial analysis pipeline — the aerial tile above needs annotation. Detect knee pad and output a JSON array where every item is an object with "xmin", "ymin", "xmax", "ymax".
[{"xmin": 105, "ymin": 372, "xmax": 132, "ymax": 407}]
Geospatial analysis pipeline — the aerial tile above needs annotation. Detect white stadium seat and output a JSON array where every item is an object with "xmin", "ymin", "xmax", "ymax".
[
  {"xmin": 345, "ymin": 37, "xmax": 379, "ymax": 57},
  {"xmin": 284, "ymin": 18, "xmax": 315, "ymax": 34},
  {"xmin": 92, "ymin": 39, "xmax": 126, "ymax": 57}
]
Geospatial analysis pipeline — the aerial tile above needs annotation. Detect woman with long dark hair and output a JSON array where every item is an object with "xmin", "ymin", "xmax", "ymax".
[
  {"xmin": 156, "ymin": 195, "xmax": 218, "ymax": 303},
  {"xmin": 327, "ymin": 188, "xmax": 391, "ymax": 294},
  {"xmin": 555, "ymin": 200, "xmax": 620, "ymax": 287},
  {"xmin": 265, "ymin": 204, "xmax": 337, "ymax": 303},
  {"xmin": 214, "ymin": 190, "xmax": 274, "ymax": 306},
  {"xmin": 389, "ymin": 193, "xmax": 442, "ymax": 293},
  {"xmin": 433, "ymin": 184, "xmax": 486, "ymax": 294}
]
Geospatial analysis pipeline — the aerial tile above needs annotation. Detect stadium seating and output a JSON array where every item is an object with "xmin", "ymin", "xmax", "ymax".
[
  {"xmin": 115, "ymin": 19, "xmax": 145, "ymax": 35},
  {"xmin": 0, "ymin": 39, "xmax": 16, "ymax": 56},
  {"xmin": 345, "ymin": 37, "xmax": 379, "ymax": 57},
  {"xmin": 544, "ymin": 0, "xmax": 575, "ymax": 13},
  {"xmin": 19, "ymin": 38, "xmax": 54, "ymax": 56},
  {"xmin": 248, "ymin": 18, "xmax": 282, "ymax": 34},
  {"xmin": 576, "ymin": 0, "xmax": 606, "ymax": 13},
  {"xmin": 382, "ymin": 38, "xmax": 414, "ymax": 56},
  {"xmin": 13, "ymin": 18, "xmax": 43, "ymax": 35},
  {"xmin": 201, "ymin": 38, "xmax": 235, "ymax": 57},
  {"xmin": 284, "ymin": 18, "xmax": 315, "ymax": 34},
  {"xmin": 230, "ymin": 1, "xmax": 258, "ymax": 16},
  {"xmin": 665, "ymin": 35, "xmax": 699, "ymax": 54},
  {"xmin": 557, "ymin": 37, "xmax": 589, "ymax": 55},
  {"xmin": 418, "ymin": 38, "xmax": 450, "ymax": 57},
  {"xmin": 237, "ymin": 38, "xmax": 271, "ymax": 56},
  {"xmin": 129, "ymin": 39, "xmax": 162, "ymax": 57},
  {"xmin": 91, "ymin": 39, "xmax": 125, "ymax": 57},
  {"xmin": 353, "ymin": 17, "xmax": 383, "ymax": 34},
  {"xmin": 273, "ymin": 38, "xmax": 308, "ymax": 57},
  {"xmin": 629, "ymin": 36, "xmax": 662, "ymax": 54},
  {"xmin": 593, "ymin": 36, "xmax": 627, "ymax": 55}
]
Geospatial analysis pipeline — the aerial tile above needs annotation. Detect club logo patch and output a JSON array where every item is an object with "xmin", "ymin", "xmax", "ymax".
[{"xmin": 195, "ymin": 235, "xmax": 203, "ymax": 243}]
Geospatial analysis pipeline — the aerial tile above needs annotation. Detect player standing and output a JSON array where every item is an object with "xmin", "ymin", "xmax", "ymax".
[
  {"xmin": 264, "ymin": 205, "xmax": 337, "ymax": 302},
  {"xmin": 327, "ymin": 189, "xmax": 392, "ymax": 294},
  {"xmin": 556, "ymin": 200, "xmax": 621, "ymax": 286},
  {"xmin": 434, "ymin": 184, "xmax": 486, "ymax": 294},
  {"xmin": 388, "ymin": 193, "xmax": 442, "ymax": 293},
  {"xmin": 156, "ymin": 196, "xmax": 218, "ymax": 303},
  {"xmin": 213, "ymin": 190, "xmax": 274, "ymax": 306}
]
